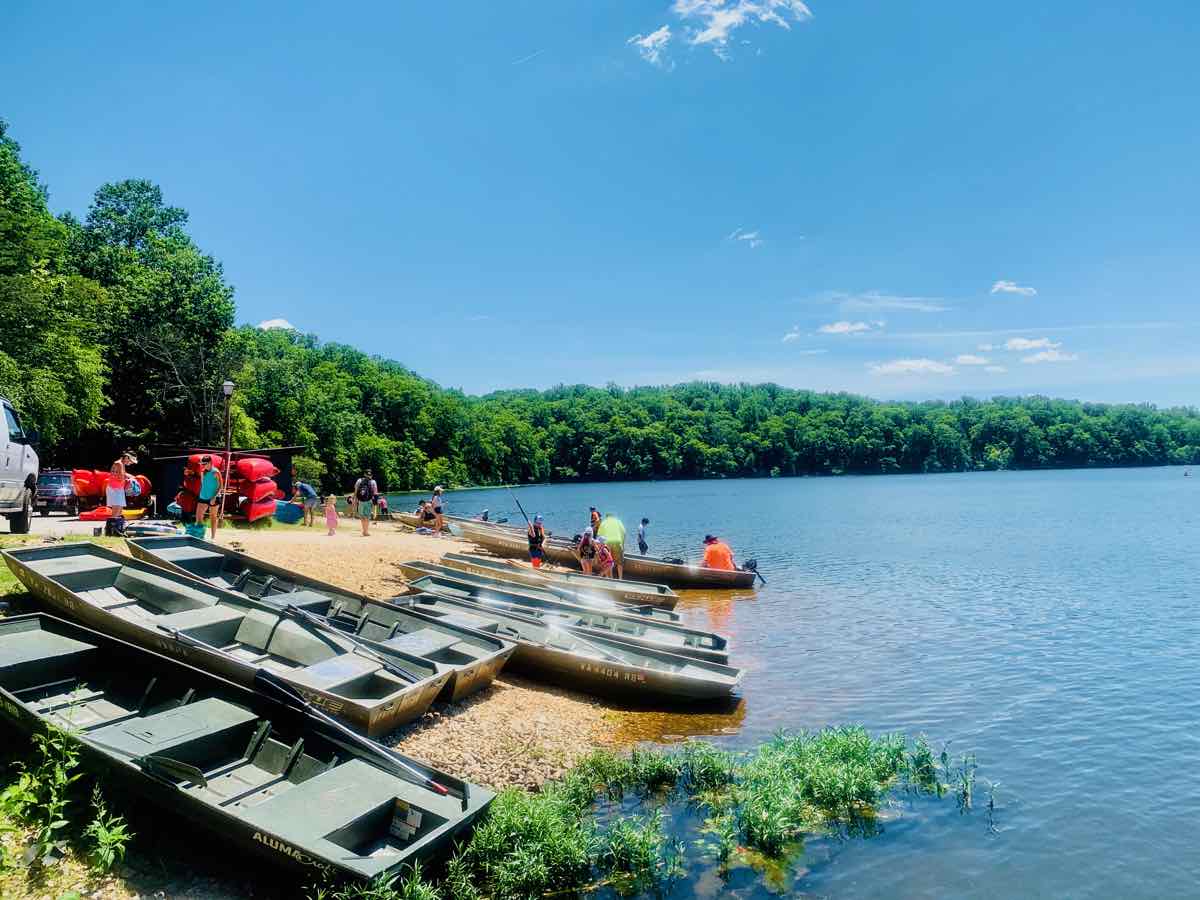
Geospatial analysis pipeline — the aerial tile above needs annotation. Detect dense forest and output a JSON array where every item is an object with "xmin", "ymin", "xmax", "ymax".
[{"xmin": 3, "ymin": 120, "xmax": 1200, "ymax": 492}]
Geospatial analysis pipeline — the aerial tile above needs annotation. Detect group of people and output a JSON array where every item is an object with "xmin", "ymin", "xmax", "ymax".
[
  {"xmin": 525, "ymin": 504, "xmax": 740, "ymax": 578},
  {"xmin": 285, "ymin": 469, "xmax": 401, "ymax": 537},
  {"xmin": 415, "ymin": 486, "xmax": 447, "ymax": 534}
]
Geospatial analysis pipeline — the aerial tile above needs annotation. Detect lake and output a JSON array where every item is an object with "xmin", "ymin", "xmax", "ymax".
[{"xmin": 420, "ymin": 468, "xmax": 1200, "ymax": 898}]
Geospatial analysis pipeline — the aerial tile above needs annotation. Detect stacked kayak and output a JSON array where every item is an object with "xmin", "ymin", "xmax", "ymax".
[
  {"xmin": 127, "ymin": 536, "xmax": 516, "ymax": 703},
  {"xmin": 2, "ymin": 543, "xmax": 450, "ymax": 736},
  {"xmin": 0, "ymin": 613, "xmax": 491, "ymax": 881},
  {"xmin": 231, "ymin": 457, "xmax": 281, "ymax": 523}
]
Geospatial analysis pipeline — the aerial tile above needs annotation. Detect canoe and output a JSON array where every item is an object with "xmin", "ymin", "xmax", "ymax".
[
  {"xmin": 394, "ymin": 592, "xmax": 741, "ymax": 702},
  {"xmin": 453, "ymin": 522, "xmax": 758, "ymax": 590},
  {"xmin": 397, "ymin": 563, "xmax": 730, "ymax": 665},
  {"xmin": 397, "ymin": 560, "xmax": 681, "ymax": 623},
  {"xmin": 127, "ymin": 536, "xmax": 516, "ymax": 703},
  {"xmin": 439, "ymin": 552, "xmax": 680, "ymax": 610},
  {"xmin": 0, "ymin": 613, "xmax": 490, "ymax": 881},
  {"xmin": 2, "ymin": 543, "xmax": 450, "ymax": 736}
]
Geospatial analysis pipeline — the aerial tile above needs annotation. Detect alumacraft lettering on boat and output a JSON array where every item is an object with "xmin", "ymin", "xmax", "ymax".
[{"xmin": 253, "ymin": 831, "xmax": 326, "ymax": 868}]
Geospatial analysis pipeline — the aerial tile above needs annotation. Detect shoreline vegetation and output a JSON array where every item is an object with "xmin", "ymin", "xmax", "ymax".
[{"xmin": 3, "ymin": 119, "xmax": 1200, "ymax": 501}]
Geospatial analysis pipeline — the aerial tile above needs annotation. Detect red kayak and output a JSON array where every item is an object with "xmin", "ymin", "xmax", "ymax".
[
  {"xmin": 235, "ymin": 457, "xmax": 278, "ymax": 480},
  {"xmin": 240, "ymin": 496, "xmax": 276, "ymax": 523}
]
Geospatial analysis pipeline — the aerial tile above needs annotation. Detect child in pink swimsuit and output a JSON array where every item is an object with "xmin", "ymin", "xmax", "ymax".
[{"xmin": 324, "ymin": 496, "xmax": 339, "ymax": 535}]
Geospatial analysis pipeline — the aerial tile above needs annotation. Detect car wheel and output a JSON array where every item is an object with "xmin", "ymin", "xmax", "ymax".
[
  {"xmin": 9, "ymin": 489, "xmax": 32, "ymax": 534},
  {"xmin": 68, "ymin": 501, "xmax": 79, "ymax": 518},
  {"xmin": 39, "ymin": 509, "xmax": 48, "ymax": 517}
]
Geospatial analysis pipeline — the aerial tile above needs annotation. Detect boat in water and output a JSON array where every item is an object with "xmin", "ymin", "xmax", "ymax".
[
  {"xmin": 438, "ymin": 551, "xmax": 680, "ymax": 610},
  {"xmin": 126, "ymin": 536, "xmax": 516, "ymax": 703},
  {"xmin": 2, "ymin": 543, "xmax": 449, "ymax": 736},
  {"xmin": 393, "ymin": 591, "xmax": 742, "ymax": 702},
  {"xmin": 0, "ymin": 612, "xmax": 491, "ymax": 880},
  {"xmin": 398, "ymin": 562, "xmax": 729, "ymax": 664},
  {"xmin": 452, "ymin": 521, "xmax": 758, "ymax": 590}
]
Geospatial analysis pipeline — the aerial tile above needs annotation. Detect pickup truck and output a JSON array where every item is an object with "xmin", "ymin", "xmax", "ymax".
[{"xmin": 0, "ymin": 396, "xmax": 39, "ymax": 533}]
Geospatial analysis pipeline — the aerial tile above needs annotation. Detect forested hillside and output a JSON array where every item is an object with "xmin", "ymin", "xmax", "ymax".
[{"xmin": 3, "ymin": 119, "xmax": 1199, "ymax": 491}]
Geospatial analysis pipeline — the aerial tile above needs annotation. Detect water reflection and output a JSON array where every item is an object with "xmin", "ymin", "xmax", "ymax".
[{"xmin": 606, "ymin": 696, "xmax": 747, "ymax": 745}]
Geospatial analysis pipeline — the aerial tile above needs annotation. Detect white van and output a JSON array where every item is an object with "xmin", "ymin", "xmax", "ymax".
[{"xmin": 0, "ymin": 397, "xmax": 39, "ymax": 533}]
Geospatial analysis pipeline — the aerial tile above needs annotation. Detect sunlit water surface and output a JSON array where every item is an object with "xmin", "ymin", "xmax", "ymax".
[{"xmin": 404, "ymin": 469, "xmax": 1200, "ymax": 898}]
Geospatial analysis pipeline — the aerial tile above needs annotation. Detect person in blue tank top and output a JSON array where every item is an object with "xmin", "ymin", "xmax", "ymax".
[{"xmin": 195, "ymin": 456, "xmax": 223, "ymax": 539}]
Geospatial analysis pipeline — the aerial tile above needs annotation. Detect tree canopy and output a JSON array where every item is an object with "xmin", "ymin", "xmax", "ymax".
[{"xmin": 2, "ymin": 118, "xmax": 1199, "ymax": 491}]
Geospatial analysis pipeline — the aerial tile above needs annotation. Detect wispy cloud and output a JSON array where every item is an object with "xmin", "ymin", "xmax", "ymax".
[
  {"xmin": 1022, "ymin": 349, "xmax": 1079, "ymax": 364},
  {"xmin": 869, "ymin": 358, "xmax": 955, "ymax": 376},
  {"xmin": 1004, "ymin": 337, "xmax": 1059, "ymax": 351},
  {"xmin": 991, "ymin": 279, "xmax": 1037, "ymax": 297},
  {"xmin": 511, "ymin": 49, "xmax": 546, "ymax": 66},
  {"xmin": 821, "ymin": 290, "xmax": 947, "ymax": 314},
  {"xmin": 468, "ymin": 314, "xmax": 493, "ymax": 322},
  {"xmin": 671, "ymin": 0, "xmax": 813, "ymax": 58},
  {"xmin": 818, "ymin": 320, "xmax": 882, "ymax": 335},
  {"xmin": 984, "ymin": 365, "xmax": 1007, "ymax": 373},
  {"xmin": 954, "ymin": 354, "xmax": 990, "ymax": 365},
  {"xmin": 258, "ymin": 318, "xmax": 294, "ymax": 330},
  {"xmin": 781, "ymin": 327, "xmax": 801, "ymax": 343},
  {"xmin": 627, "ymin": 25, "xmax": 673, "ymax": 68},
  {"xmin": 727, "ymin": 226, "xmax": 763, "ymax": 248}
]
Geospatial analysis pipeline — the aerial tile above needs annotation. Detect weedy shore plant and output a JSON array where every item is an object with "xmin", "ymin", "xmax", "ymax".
[{"xmin": 84, "ymin": 785, "xmax": 131, "ymax": 872}]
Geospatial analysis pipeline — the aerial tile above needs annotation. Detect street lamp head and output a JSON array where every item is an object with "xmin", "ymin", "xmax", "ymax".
[{"xmin": 222, "ymin": 380, "xmax": 235, "ymax": 398}]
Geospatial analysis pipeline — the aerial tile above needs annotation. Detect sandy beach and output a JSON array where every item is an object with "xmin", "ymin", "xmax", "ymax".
[{"xmin": 212, "ymin": 521, "xmax": 619, "ymax": 790}]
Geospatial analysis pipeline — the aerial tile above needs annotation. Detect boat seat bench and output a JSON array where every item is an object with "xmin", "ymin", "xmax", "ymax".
[
  {"xmin": 22, "ymin": 556, "xmax": 124, "ymax": 591},
  {"xmin": 113, "ymin": 567, "xmax": 216, "ymax": 614},
  {"xmin": 289, "ymin": 654, "xmax": 379, "ymax": 692},
  {"xmin": 377, "ymin": 629, "xmax": 461, "ymax": 658},
  {"xmin": 88, "ymin": 697, "xmax": 259, "ymax": 766},
  {"xmin": 158, "ymin": 606, "xmax": 246, "ymax": 644}
]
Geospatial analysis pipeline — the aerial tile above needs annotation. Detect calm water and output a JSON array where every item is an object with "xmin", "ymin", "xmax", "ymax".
[{"xmin": 428, "ymin": 469, "xmax": 1200, "ymax": 899}]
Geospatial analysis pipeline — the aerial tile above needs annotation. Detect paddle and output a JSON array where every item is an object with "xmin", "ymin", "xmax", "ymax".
[
  {"xmin": 154, "ymin": 624, "xmax": 453, "ymax": 799},
  {"xmin": 280, "ymin": 604, "xmax": 421, "ymax": 685}
]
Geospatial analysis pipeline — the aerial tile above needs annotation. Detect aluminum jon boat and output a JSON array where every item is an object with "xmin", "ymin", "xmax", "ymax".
[
  {"xmin": 398, "ymin": 562, "xmax": 730, "ymax": 664},
  {"xmin": 394, "ymin": 592, "xmax": 742, "ymax": 702},
  {"xmin": 2, "ymin": 543, "xmax": 449, "ymax": 736},
  {"xmin": 126, "ymin": 536, "xmax": 516, "ymax": 703},
  {"xmin": 453, "ymin": 521, "xmax": 758, "ymax": 590},
  {"xmin": 0, "ymin": 613, "xmax": 491, "ymax": 881},
  {"xmin": 396, "ymin": 559, "xmax": 681, "ymax": 623},
  {"xmin": 438, "ymin": 552, "xmax": 680, "ymax": 610}
]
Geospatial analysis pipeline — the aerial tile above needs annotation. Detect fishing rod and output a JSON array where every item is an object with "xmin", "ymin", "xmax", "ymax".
[
  {"xmin": 506, "ymin": 485, "xmax": 532, "ymax": 528},
  {"xmin": 155, "ymin": 624, "xmax": 455, "ymax": 800}
]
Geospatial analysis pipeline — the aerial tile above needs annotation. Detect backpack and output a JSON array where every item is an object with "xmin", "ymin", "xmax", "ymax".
[{"xmin": 355, "ymin": 479, "xmax": 374, "ymax": 502}]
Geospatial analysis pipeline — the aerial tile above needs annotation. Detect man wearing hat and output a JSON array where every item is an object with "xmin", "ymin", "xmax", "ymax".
[{"xmin": 702, "ymin": 534, "xmax": 736, "ymax": 570}]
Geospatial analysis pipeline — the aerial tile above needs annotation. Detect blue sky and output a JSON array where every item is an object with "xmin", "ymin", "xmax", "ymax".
[{"xmin": 6, "ymin": 1, "xmax": 1199, "ymax": 405}]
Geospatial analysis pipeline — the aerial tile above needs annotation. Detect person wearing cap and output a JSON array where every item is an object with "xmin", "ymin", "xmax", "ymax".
[
  {"xmin": 527, "ymin": 513, "xmax": 547, "ymax": 568},
  {"xmin": 431, "ymin": 485, "xmax": 446, "ymax": 534},
  {"xmin": 701, "ymin": 534, "xmax": 736, "ymax": 570},
  {"xmin": 594, "ymin": 536, "xmax": 615, "ymax": 578},
  {"xmin": 195, "ymin": 455, "xmax": 223, "ymax": 539},
  {"xmin": 596, "ymin": 512, "xmax": 626, "ymax": 579}
]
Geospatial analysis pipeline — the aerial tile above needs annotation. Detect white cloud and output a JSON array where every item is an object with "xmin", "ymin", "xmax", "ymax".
[
  {"xmin": 991, "ymin": 279, "xmax": 1037, "ymax": 297},
  {"xmin": 511, "ymin": 49, "xmax": 545, "ymax": 65},
  {"xmin": 977, "ymin": 343, "xmax": 995, "ymax": 351},
  {"xmin": 781, "ymin": 327, "xmax": 801, "ymax": 343},
  {"xmin": 828, "ymin": 290, "xmax": 947, "ymax": 314},
  {"xmin": 795, "ymin": 348, "xmax": 827, "ymax": 355},
  {"xmin": 627, "ymin": 25, "xmax": 673, "ymax": 68},
  {"xmin": 869, "ymin": 358, "xmax": 955, "ymax": 376},
  {"xmin": 727, "ymin": 226, "xmax": 763, "ymax": 248},
  {"xmin": 671, "ymin": 0, "xmax": 813, "ymax": 57},
  {"xmin": 1004, "ymin": 336, "xmax": 1059, "ymax": 351},
  {"xmin": 1021, "ymin": 349, "xmax": 1079, "ymax": 364},
  {"xmin": 954, "ymin": 354, "xmax": 990, "ymax": 365},
  {"xmin": 984, "ymin": 365, "xmax": 1007, "ymax": 373},
  {"xmin": 258, "ymin": 318, "xmax": 294, "ymax": 330},
  {"xmin": 818, "ymin": 320, "xmax": 880, "ymax": 335}
]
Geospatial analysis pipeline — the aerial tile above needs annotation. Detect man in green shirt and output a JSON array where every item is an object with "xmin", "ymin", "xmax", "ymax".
[{"xmin": 596, "ymin": 514, "xmax": 626, "ymax": 579}]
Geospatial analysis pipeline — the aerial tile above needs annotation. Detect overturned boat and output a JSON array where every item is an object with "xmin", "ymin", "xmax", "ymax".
[{"xmin": 0, "ymin": 613, "xmax": 491, "ymax": 880}]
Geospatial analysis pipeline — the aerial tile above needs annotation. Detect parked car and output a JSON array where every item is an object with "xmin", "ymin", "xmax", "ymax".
[
  {"xmin": 0, "ymin": 397, "xmax": 39, "ymax": 534},
  {"xmin": 34, "ymin": 470, "xmax": 78, "ymax": 517}
]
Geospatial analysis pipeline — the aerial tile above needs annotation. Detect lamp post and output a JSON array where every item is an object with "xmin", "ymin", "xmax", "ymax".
[{"xmin": 218, "ymin": 380, "xmax": 234, "ymax": 530}]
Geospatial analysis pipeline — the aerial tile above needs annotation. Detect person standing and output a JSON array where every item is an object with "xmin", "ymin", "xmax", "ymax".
[
  {"xmin": 589, "ymin": 507, "xmax": 601, "ymax": 532},
  {"xmin": 293, "ymin": 480, "xmax": 319, "ymax": 526},
  {"xmin": 324, "ymin": 495, "xmax": 339, "ymax": 536},
  {"xmin": 576, "ymin": 527, "xmax": 597, "ymax": 575},
  {"xmin": 701, "ymin": 534, "xmax": 737, "ymax": 570},
  {"xmin": 353, "ymin": 470, "xmax": 377, "ymax": 536},
  {"xmin": 195, "ymin": 456, "xmax": 223, "ymax": 540},
  {"xmin": 596, "ymin": 513, "xmax": 626, "ymax": 579},
  {"xmin": 105, "ymin": 451, "xmax": 135, "ymax": 519},
  {"xmin": 637, "ymin": 518, "xmax": 650, "ymax": 555},
  {"xmin": 431, "ymin": 486, "xmax": 447, "ymax": 534},
  {"xmin": 527, "ymin": 513, "xmax": 547, "ymax": 568},
  {"xmin": 594, "ymin": 536, "xmax": 615, "ymax": 578}
]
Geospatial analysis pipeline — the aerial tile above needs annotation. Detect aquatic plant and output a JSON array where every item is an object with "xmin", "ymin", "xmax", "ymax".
[
  {"xmin": 599, "ymin": 810, "xmax": 685, "ymax": 893},
  {"xmin": 677, "ymin": 741, "xmax": 738, "ymax": 794}
]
